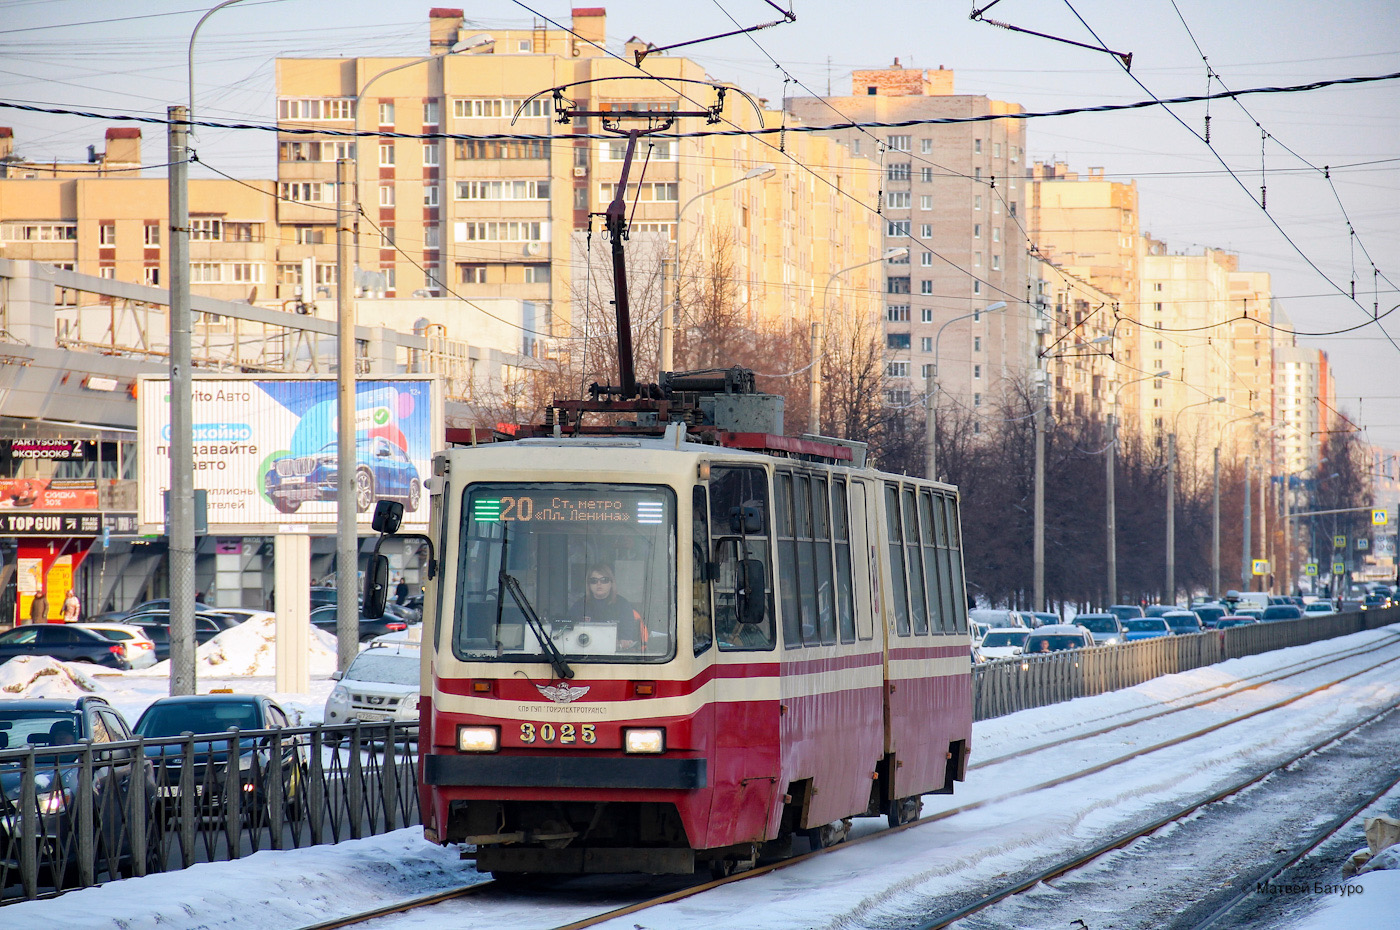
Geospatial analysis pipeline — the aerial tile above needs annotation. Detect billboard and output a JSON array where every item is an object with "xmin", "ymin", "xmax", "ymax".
[{"xmin": 138, "ymin": 376, "xmax": 442, "ymax": 533}]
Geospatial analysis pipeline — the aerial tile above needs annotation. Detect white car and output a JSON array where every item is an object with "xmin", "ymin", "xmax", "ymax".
[
  {"xmin": 69, "ymin": 622, "xmax": 160, "ymax": 669},
  {"xmin": 978, "ymin": 628, "xmax": 1031, "ymax": 659},
  {"xmin": 1303, "ymin": 601, "xmax": 1336, "ymax": 617},
  {"xmin": 324, "ymin": 640, "xmax": 421, "ymax": 725}
]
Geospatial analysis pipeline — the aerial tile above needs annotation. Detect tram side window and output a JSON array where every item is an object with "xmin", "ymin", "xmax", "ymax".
[
  {"xmin": 775, "ymin": 472, "xmax": 801, "ymax": 648},
  {"xmin": 884, "ymin": 483, "xmax": 911, "ymax": 636},
  {"xmin": 710, "ymin": 465, "xmax": 776, "ymax": 651},
  {"xmin": 795, "ymin": 474, "xmax": 821, "ymax": 646},
  {"xmin": 919, "ymin": 490, "xmax": 947, "ymax": 632},
  {"xmin": 944, "ymin": 495, "xmax": 969, "ymax": 631},
  {"xmin": 903, "ymin": 487, "xmax": 929, "ymax": 635},
  {"xmin": 693, "ymin": 486, "xmax": 713, "ymax": 656},
  {"xmin": 811, "ymin": 475, "xmax": 837, "ymax": 644},
  {"xmin": 831, "ymin": 479, "xmax": 856, "ymax": 643}
]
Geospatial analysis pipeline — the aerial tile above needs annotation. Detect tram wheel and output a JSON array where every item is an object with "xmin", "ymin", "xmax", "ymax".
[{"xmin": 885, "ymin": 795, "xmax": 923, "ymax": 828}]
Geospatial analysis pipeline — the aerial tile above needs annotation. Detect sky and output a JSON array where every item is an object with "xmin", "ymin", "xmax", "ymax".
[
  {"xmin": 3, "ymin": 619, "xmax": 1400, "ymax": 928},
  {"xmin": 0, "ymin": 0, "xmax": 1397, "ymax": 452}
]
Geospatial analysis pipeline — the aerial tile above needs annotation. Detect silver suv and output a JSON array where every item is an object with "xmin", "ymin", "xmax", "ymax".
[{"xmin": 324, "ymin": 640, "xmax": 421, "ymax": 725}]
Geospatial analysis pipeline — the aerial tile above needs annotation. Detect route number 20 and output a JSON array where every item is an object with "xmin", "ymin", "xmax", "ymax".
[{"xmin": 520, "ymin": 723, "xmax": 596, "ymax": 744}]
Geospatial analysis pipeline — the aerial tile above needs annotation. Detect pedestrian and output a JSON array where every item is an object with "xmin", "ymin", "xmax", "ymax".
[
  {"xmin": 62, "ymin": 589, "xmax": 81, "ymax": 623},
  {"xmin": 394, "ymin": 576, "xmax": 409, "ymax": 605},
  {"xmin": 29, "ymin": 588, "xmax": 49, "ymax": 624}
]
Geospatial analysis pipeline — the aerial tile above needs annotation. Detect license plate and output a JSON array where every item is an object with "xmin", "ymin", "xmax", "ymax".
[
  {"xmin": 159, "ymin": 784, "xmax": 204, "ymax": 797},
  {"xmin": 354, "ymin": 711, "xmax": 389, "ymax": 721}
]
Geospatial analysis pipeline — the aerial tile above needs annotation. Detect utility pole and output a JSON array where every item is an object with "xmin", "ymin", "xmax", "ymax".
[
  {"xmin": 1212, "ymin": 445, "xmax": 1220, "ymax": 599},
  {"xmin": 924, "ymin": 365, "xmax": 937, "ymax": 481},
  {"xmin": 167, "ymin": 107, "xmax": 195, "ymax": 696},
  {"xmin": 335, "ymin": 157, "xmax": 358, "ymax": 674},
  {"xmin": 809, "ymin": 322, "xmax": 822, "ymax": 434},
  {"xmin": 1166, "ymin": 432, "xmax": 1176, "ymax": 605},
  {"xmin": 1033, "ymin": 362, "xmax": 1046, "ymax": 611},
  {"xmin": 1106, "ymin": 413, "xmax": 1117, "ymax": 607},
  {"xmin": 1241, "ymin": 457, "xmax": 1251, "ymax": 591}
]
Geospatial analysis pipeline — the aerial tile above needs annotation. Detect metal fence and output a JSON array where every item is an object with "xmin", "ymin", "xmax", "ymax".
[
  {"xmin": 0, "ymin": 721, "xmax": 418, "ymax": 904},
  {"xmin": 972, "ymin": 606, "xmax": 1400, "ymax": 720}
]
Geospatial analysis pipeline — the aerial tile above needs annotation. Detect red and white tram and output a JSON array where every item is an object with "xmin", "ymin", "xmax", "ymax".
[{"xmin": 368, "ymin": 402, "xmax": 973, "ymax": 877}]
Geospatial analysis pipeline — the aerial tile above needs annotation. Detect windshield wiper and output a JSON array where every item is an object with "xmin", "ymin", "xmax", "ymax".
[{"xmin": 500, "ymin": 571, "xmax": 574, "ymax": 680}]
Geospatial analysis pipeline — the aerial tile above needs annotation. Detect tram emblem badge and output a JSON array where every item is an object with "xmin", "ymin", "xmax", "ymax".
[{"xmin": 537, "ymin": 682, "xmax": 591, "ymax": 703}]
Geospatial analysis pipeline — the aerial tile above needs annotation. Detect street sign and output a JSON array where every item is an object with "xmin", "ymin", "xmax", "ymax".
[
  {"xmin": 1357, "ymin": 538, "xmax": 1369, "ymax": 550},
  {"xmin": 1374, "ymin": 509, "xmax": 1390, "ymax": 526},
  {"xmin": 1332, "ymin": 561, "xmax": 1347, "ymax": 575},
  {"xmin": 1333, "ymin": 535, "xmax": 1347, "ymax": 549},
  {"xmin": 1251, "ymin": 559, "xmax": 1270, "ymax": 576},
  {"xmin": 1303, "ymin": 562, "xmax": 1318, "ymax": 576}
]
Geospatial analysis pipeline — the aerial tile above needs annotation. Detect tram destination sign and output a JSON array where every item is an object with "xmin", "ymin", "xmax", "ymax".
[
  {"xmin": 471, "ymin": 491, "xmax": 667, "ymax": 525},
  {"xmin": 137, "ymin": 375, "xmax": 442, "ymax": 534}
]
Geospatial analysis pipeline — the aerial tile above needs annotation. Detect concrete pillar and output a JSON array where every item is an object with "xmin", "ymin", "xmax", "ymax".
[
  {"xmin": 4, "ymin": 261, "xmax": 58, "ymax": 348},
  {"xmin": 273, "ymin": 532, "xmax": 311, "ymax": 693},
  {"xmin": 364, "ymin": 325, "xmax": 398, "ymax": 374}
]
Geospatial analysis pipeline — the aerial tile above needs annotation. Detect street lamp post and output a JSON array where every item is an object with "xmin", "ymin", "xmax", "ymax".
[
  {"xmin": 814, "ymin": 247, "xmax": 907, "ymax": 435},
  {"xmin": 664, "ymin": 164, "xmax": 775, "ymax": 371},
  {"xmin": 1167, "ymin": 396, "xmax": 1225, "ymax": 604},
  {"xmin": 1213, "ymin": 411, "xmax": 1264, "ymax": 598},
  {"xmin": 1106, "ymin": 370, "xmax": 1171, "ymax": 607},
  {"xmin": 926, "ymin": 300, "xmax": 1007, "ymax": 480}
]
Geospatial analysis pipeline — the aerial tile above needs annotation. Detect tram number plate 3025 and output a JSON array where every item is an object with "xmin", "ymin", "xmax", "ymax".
[{"xmin": 520, "ymin": 722, "xmax": 596, "ymax": 744}]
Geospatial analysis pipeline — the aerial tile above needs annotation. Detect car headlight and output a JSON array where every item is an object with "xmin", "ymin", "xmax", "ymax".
[
  {"xmin": 328, "ymin": 685, "xmax": 349, "ymax": 704},
  {"xmin": 457, "ymin": 726, "xmax": 498, "ymax": 753},
  {"xmin": 37, "ymin": 789, "xmax": 70, "ymax": 815},
  {"xmin": 623, "ymin": 728, "xmax": 665, "ymax": 754}
]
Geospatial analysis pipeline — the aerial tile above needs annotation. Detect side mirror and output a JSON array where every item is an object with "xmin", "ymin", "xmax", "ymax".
[
  {"xmin": 372, "ymin": 500, "xmax": 403, "ymax": 534},
  {"xmin": 737, "ymin": 558, "xmax": 766, "ymax": 624},
  {"xmin": 330, "ymin": 670, "xmax": 343, "ymax": 681},
  {"xmin": 363, "ymin": 554, "xmax": 390, "ymax": 619},
  {"xmin": 729, "ymin": 504, "xmax": 763, "ymax": 535}
]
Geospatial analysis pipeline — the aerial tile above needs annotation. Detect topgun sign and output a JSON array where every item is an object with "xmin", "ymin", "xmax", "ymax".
[{"xmin": 138, "ymin": 376, "xmax": 442, "ymax": 533}]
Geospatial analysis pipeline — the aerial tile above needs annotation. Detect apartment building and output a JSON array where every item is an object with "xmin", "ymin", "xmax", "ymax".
[
  {"xmin": 786, "ymin": 63, "xmax": 1033, "ymax": 414},
  {"xmin": 274, "ymin": 7, "xmax": 879, "ymax": 361},
  {"xmin": 1274, "ymin": 344, "xmax": 1334, "ymax": 475},
  {"xmin": 1033, "ymin": 257, "xmax": 1115, "ymax": 422},
  {"xmin": 0, "ymin": 126, "xmax": 142, "ymax": 179}
]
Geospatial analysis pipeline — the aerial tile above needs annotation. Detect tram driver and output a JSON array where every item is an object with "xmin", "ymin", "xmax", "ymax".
[{"xmin": 568, "ymin": 562, "xmax": 649, "ymax": 653}]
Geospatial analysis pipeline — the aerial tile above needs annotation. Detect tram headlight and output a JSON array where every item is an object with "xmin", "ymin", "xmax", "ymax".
[
  {"xmin": 457, "ymin": 725, "xmax": 499, "ymax": 753},
  {"xmin": 623, "ymin": 727, "xmax": 665, "ymax": 754}
]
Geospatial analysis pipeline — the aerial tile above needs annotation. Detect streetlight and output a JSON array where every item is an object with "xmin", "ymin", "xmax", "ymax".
[
  {"xmin": 662, "ymin": 164, "xmax": 775, "ymax": 371},
  {"xmin": 1106, "ymin": 370, "xmax": 1171, "ymax": 607},
  {"xmin": 1166, "ymin": 395, "xmax": 1226, "ymax": 604},
  {"xmin": 925, "ymin": 300, "xmax": 1007, "ymax": 480},
  {"xmin": 812, "ymin": 247, "xmax": 908, "ymax": 434},
  {"xmin": 188, "ymin": 0, "xmax": 250, "ymax": 120},
  {"xmin": 1214, "ymin": 411, "xmax": 1264, "ymax": 598}
]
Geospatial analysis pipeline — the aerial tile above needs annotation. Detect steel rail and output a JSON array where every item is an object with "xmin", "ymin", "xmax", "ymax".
[{"xmin": 295, "ymin": 881, "xmax": 496, "ymax": 930}]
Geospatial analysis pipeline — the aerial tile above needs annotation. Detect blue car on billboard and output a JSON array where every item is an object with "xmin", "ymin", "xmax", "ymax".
[{"xmin": 264, "ymin": 435, "xmax": 421, "ymax": 514}]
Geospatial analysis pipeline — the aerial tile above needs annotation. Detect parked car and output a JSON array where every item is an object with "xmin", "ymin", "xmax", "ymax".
[
  {"xmin": 69, "ymin": 623, "xmax": 159, "ymax": 670},
  {"xmin": 309, "ymin": 587, "xmax": 339, "ymax": 607},
  {"xmin": 264, "ymin": 435, "xmax": 421, "ymax": 515},
  {"xmin": 970, "ymin": 620, "xmax": 991, "ymax": 644},
  {"xmin": 1123, "ymin": 618, "xmax": 1172, "ymax": 641},
  {"xmin": 1234, "ymin": 608, "xmax": 1265, "ymax": 621},
  {"xmin": 310, "ymin": 604, "xmax": 407, "ymax": 643},
  {"xmin": 1362, "ymin": 592, "xmax": 1393, "ymax": 610},
  {"xmin": 1191, "ymin": 604, "xmax": 1229, "ymax": 629},
  {"xmin": 1028, "ymin": 612, "xmax": 1060, "ymax": 630},
  {"xmin": 1162, "ymin": 611, "xmax": 1204, "ymax": 635},
  {"xmin": 1216, "ymin": 616, "xmax": 1259, "ymax": 629},
  {"xmin": 208, "ymin": 608, "xmax": 276, "ymax": 625},
  {"xmin": 324, "ymin": 641, "xmax": 422, "ymax": 726},
  {"xmin": 1023, "ymin": 625, "xmax": 1093, "ymax": 654},
  {"xmin": 1302, "ymin": 601, "xmax": 1337, "ymax": 618},
  {"xmin": 88, "ymin": 598, "xmax": 215, "ymax": 624},
  {"xmin": 1260, "ymin": 604, "xmax": 1304, "ymax": 622},
  {"xmin": 1107, "ymin": 604, "xmax": 1145, "ymax": 621},
  {"xmin": 968, "ymin": 608, "xmax": 1028, "ymax": 630},
  {"xmin": 978, "ymin": 628, "xmax": 1031, "ymax": 659},
  {"xmin": 1144, "ymin": 605, "xmax": 1181, "ymax": 618},
  {"xmin": 0, "ymin": 696, "xmax": 155, "ymax": 882},
  {"xmin": 133, "ymin": 694, "xmax": 307, "ymax": 823},
  {"xmin": 1073, "ymin": 613, "xmax": 1125, "ymax": 645},
  {"xmin": 126, "ymin": 613, "xmax": 240, "ymax": 662},
  {"xmin": 0, "ymin": 624, "xmax": 133, "ymax": 669}
]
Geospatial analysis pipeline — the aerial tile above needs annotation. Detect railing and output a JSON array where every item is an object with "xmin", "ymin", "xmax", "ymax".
[
  {"xmin": 0, "ymin": 721, "xmax": 418, "ymax": 903},
  {"xmin": 972, "ymin": 606, "xmax": 1400, "ymax": 721}
]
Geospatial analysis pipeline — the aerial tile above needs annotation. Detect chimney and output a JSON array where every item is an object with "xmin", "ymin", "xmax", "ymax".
[
  {"xmin": 0, "ymin": 127, "xmax": 14, "ymax": 161},
  {"xmin": 429, "ymin": 8, "xmax": 465, "ymax": 52},
  {"xmin": 103, "ymin": 127, "xmax": 141, "ymax": 167},
  {"xmin": 572, "ymin": 7, "xmax": 607, "ymax": 47}
]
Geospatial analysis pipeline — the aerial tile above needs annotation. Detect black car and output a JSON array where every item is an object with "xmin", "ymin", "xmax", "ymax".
[
  {"xmin": 88, "ymin": 598, "xmax": 216, "ymax": 624},
  {"xmin": 0, "ymin": 624, "xmax": 133, "ymax": 669},
  {"xmin": 310, "ymin": 604, "xmax": 407, "ymax": 642},
  {"xmin": 133, "ymin": 694, "xmax": 306, "ymax": 824},
  {"xmin": 126, "ymin": 612, "xmax": 241, "ymax": 662},
  {"xmin": 0, "ymin": 696, "xmax": 156, "ymax": 883},
  {"xmin": 1260, "ymin": 604, "xmax": 1304, "ymax": 622},
  {"xmin": 1162, "ymin": 611, "xmax": 1204, "ymax": 635}
]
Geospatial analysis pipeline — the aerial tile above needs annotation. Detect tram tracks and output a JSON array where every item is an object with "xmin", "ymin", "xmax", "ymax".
[{"xmin": 300, "ymin": 633, "xmax": 1400, "ymax": 930}]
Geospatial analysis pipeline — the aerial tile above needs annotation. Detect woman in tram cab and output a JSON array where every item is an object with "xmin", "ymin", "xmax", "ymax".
[{"xmin": 568, "ymin": 563, "xmax": 649, "ymax": 652}]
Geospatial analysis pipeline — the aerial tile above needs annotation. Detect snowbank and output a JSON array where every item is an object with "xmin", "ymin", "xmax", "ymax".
[
  {"xmin": 132, "ymin": 615, "xmax": 340, "ymax": 678},
  {"xmin": 0, "ymin": 655, "xmax": 102, "ymax": 696}
]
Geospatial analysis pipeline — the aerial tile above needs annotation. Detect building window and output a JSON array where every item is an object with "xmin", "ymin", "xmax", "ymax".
[
  {"xmin": 293, "ymin": 226, "xmax": 324, "ymax": 244},
  {"xmin": 921, "ymin": 364, "xmax": 932, "ymax": 378},
  {"xmin": 993, "ymin": 142, "xmax": 1002, "ymax": 158},
  {"xmin": 424, "ymin": 185, "xmax": 439, "ymax": 207},
  {"xmin": 887, "ymin": 220, "xmax": 911, "ymax": 237},
  {"xmin": 921, "ymin": 336, "xmax": 932, "ymax": 352},
  {"xmin": 379, "ymin": 143, "xmax": 395, "ymax": 166},
  {"xmin": 380, "ymin": 227, "xmax": 395, "ymax": 247},
  {"xmin": 887, "ymin": 305, "xmax": 910, "ymax": 322},
  {"xmin": 887, "ymin": 361, "xmax": 910, "ymax": 377},
  {"xmin": 280, "ymin": 182, "xmax": 333, "ymax": 203},
  {"xmin": 98, "ymin": 223, "xmax": 116, "ymax": 246},
  {"xmin": 920, "ymin": 224, "xmax": 932, "ymax": 238},
  {"xmin": 887, "ymin": 277, "xmax": 910, "ymax": 295},
  {"xmin": 920, "ymin": 194, "xmax": 932, "ymax": 210},
  {"xmin": 459, "ymin": 263, "xmax": 486, "ymax": 284},
  {"xmin": 974, "ymin": 168, "xmax": 982, "ymax": 180},
  {"xmin": 921, "ymin": 308, "xmax": 933, "ymax": 323},
  {"xmin": 973, "ymin": 223, "xmax": 982, "ymax": 239},
  {"xmin": 190, "ymin": 218, "xmax": 222, "ymax": 241},
  {"xmin": 920, "ymin": 166, "xmax": 933, "ymax": 182},
  {"xmin": 992, "ymin": 255, "xmax": 1000, "ymax": 270},
  {"xmin": 887, "ymin": 191, "xmax": 911, "ymax": 209},
  {"xmin": 887, "ymin": 135, "xmax": 911, "ymax": 151},
  {"xmin": 453, "ymin": 220, "xmax": 549, "ymax": 242},
  {"xmin": 974, "ymin": 252, "xmax": 982, "ymax": 268},
  {"xmin": 921, "ymin": 252, "xmax": 932, "ymax": 267},
  {"xmin": 144, "ymin": 223, "xmax": 160, "ymax": 246},
  {"xmin": 992, "ymin": 227, "xmax": 1000, "ymax": 242},
  {"xmin": 423, "ymin": 100, "xmax": 440, "ymax": 125},
  {"xmin": 226, "ymin": 222, "xmax": 258, "ymax": 242},
  {"xmin": 974, "ymin": 336, "xmax": 981, "ymax": 351},
  {"xmin": 887, "ymin": 333, "xmax": 911, "ymax": 350},
  {"xmin": 458, "ymin": 179, "xmax": 552, "ymax": 200},
  {"xmin": 144, "ymin": 266, "xmax": 160, "ymax": 286},
  {"xmin": 524, "ymin": 263, "xmax": 550, "ymax": 283},
  {"xmin": 455, "ymin": 139, "xmax": 551, "ymax": 160},
  {"xmin": 973, "ymin": 393, "xmax": 982, "ymax": 406},
  {"xmin": 974, "ymin": 139, "xmax": 982, "ymax": 154},
  {"xmin": 423, "ymin": 142, "xmax": 439, "ymax": 166},
  {"xmin": 974, "ymin": 364, "xmax": 982, "ymax": 379},
  {"xmin": 974, "ymin": 195, "xmax": 982, "ymax": 211},
  {"xmin": 379, "ymin": 185, "xmax": 395, "ymax": 207},
  {"xmin": 973, "ymin": 280, "xmax": 981, "ymax": 294},
  {"xmin": 99, "ymin": 267, "xmax": 115, "ymax": 279},
  {"xmin": 378, "ymin": 101, "xmax": 394, "ymax": 125},
  {"xmin": 920, "ymin": 280, "xmax": 933, "ymax": 295},
  {"xmin": 190, "ymin": 263, "xmax": 221, "ymax": 283},
  {"xmin": 887, "ymin": 163, "xmax": 910, "ymax": 182},
  {"xmin": 599, "ymin": 138, "xmax": 671, "ymax": 161},
  {"xmin": 888, "ymin": 250, "xmax": 909, "ymax": 264},
  {"xmin": 229, "ymin": 263, "xmax": 261, "ymax": 283},
  {"xmin": 424, "ymin": 226, "xmax": 439, "ymax": 249},
  {"xmin": 920, "ymin": 138, "xmax": 932, "ymax": 154}
]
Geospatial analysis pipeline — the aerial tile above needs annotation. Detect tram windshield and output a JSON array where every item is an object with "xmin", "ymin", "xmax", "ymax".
[{"xmin": 453, "ymin": 483, "xmax": 677, "ymax": 663}]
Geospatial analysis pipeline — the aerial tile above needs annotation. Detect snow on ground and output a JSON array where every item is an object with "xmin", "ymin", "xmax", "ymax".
[{"xmin": 2, "ymin": 625, "xmax": 1397, "ymax": 929}]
